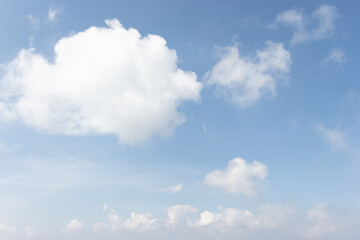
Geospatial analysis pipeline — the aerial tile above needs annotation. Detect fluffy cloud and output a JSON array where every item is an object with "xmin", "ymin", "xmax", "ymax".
[
  {"xmin": 322, "ymin": 49, "xmax": 346, "ymax": 65},
  {"xmin": 63, "ymin": 219, "xmax": 84, "ymax": 232},
  {"xmin": 123, "ymin": 212, "xmax": 159, "ymax": 230},
  {"xmin": 0, "ymin": 19, "xmax": 201, "ymax": 145},
  {"xmin": 101, "ymin": 204, "xmax": 122, "ymax": 231},
  {"xmin": 166, "ymin": 205, "xmax": 199, "ymax": 226},
  {"xmin": 95, "ymin": 205, "xmax": 159, "ymax": 231},
  {"xmin": 206, "ymin": 41, "xmax": 291, "ymax": 107},
  {"xmin": 272, "ymin": 5, "xmax": 338, "ymax": 45},
  {"xmin": 204, "ymin": 157, "xmax": 268, "ymax": 196}
]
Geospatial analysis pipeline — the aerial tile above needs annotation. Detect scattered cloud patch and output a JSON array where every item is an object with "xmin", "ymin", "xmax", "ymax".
[
  {"xmin": 102, "ymin": 204, "xmax": 122, "ymax": 231},
  {"xmin": 157, "ymin": 183, "xmax": 183, "ymax": 194},
  {"xmin": 188, "ymin": 205, "xmax": 293, "ymax": 230},
  {"xmin": 305, "ymin": 205, "xmax": 336, "ymax": 239},
  {"xmin": 166, "ymin": 205, "xmax": 199, "ymax": 226},
  {"xmin": 63, "ymin": 219, "xmax": 84, "ymax": 233},
  {"xmin": 48, "ymin": 8, "xmax": 60, "ymax": 21},
  {"xmin": 96, "ymin": 205, "xmax": 159, "ymax": 231},
  {"xmin": 206, "ymin": 41, "xmax": 291, "ymax": 108},
  {"xmin": 317, "ymin": 124, "xmax": 350, "ymax": 151},
  {"xmin": 0, "ymin": 19, "xmax": 201, "ymax": 145},
  {"xmin": 272, "ymin": 5, "xmax": 338, "ymax": 45},
  {"xmin": 322, "ymin": 48, "xmax": 346, "ymax": 65},
  {"xmin": 204, "ymin": 157, "xmax": 268, "ymax": 196},
  {"xmin": 123, "ymin": 212, "xmax": 160, "ymax": 230}
]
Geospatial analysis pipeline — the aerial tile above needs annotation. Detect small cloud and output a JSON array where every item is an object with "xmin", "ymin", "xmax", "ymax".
[
  {"xmin": 322, "ymin": 48, "xmax": 346, "ymax": 65},
  {"xmin": 157, "ymin": 184, "xmax": 183, "ymax": 194},
  {"xmin": 204, "ymin": 157, "xmax": 268, "ymax": 196},
  {"xmin": 96, "ymin": 205, "xmax": 159, "ymax": 231},
  {"xmin": 272, "ymin": 5, "xmax": 338, "ymax": 45},
  {"xmin": 48, "ymin": 8, "xmax": 60, "ymax": 21},
  {"xmin": 206, "ymin": 41, "xmax": 291, "ymax": 108},
  {"xmin": 316, "ymin": 124, "xmax": 350, "ymax": 151},
  {"xmin": 63, "ymin": 219, "xmax": 84, "ymax": 233},
  {"xmin": 123, "ymin": 212, "xmax": 160, "ymax": 231}
]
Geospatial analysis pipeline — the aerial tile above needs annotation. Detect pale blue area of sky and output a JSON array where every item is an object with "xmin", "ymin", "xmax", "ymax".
[{"xmin": 0, "ymin": 0, "xmax": 359, "ymax": 238}]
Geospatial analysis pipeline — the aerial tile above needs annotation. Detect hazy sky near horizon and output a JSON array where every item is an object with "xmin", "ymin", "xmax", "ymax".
[{"xmin": 0, "ymin": 0, "xmax": 360, "ymax": 239}]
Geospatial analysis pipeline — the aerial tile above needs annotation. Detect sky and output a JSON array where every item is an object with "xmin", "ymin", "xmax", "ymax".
[{"xmin": 0, "ymin": 0, "xmax": 359, "ymax": 239}]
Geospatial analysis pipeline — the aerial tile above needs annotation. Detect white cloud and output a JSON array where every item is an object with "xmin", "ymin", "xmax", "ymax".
[
  {"xmin": 166, "ymin": 205, "xmax": 198, "ymax": 226},
  {"xmin": 204, "ymin": 157, "xmax": 268, "ymax": 196},
  {"xmin": 206, "ymin": 41, "xmax": 291, "ymax": 108},
  {"xmin": 188, "ymin": 205, "xmax": 293, "ymax": 230},
  {"xmin": 48, "ymin": 8, "xmax": 60, "ymax": 21},
  {"xmin": 158, "ymin": 183, "xmax": 183, "ymax": 194},
  {"xmin": 322, "ymin": 48, "xmax": 346, "ymax": 65},
  {"xmin": 102, "ymin": 204, "xmax": 122, "ymax": 231},
  {"xmin": 96, "ymin": 205, "xmax": 159, "ymax": 231},
  {"xmin": 273, "ymin": 5, "xmax": 338, "ymax": 45},
  {"xmin": 188, "ymin": 208, "xmax": 256, "ymax": 229},
  {"xmin": 305, "ymin": 205, "xmax": 336, "ymax": 239},
  {"xmin": 317, "ymin": 124, "xmax": 350, "ymax": 151},
  {"xmin": 63, "ymin": 219, "xmax": 84, "ymax": 233},
  {"xmin": 123, "ymin": 212, "xmax": 160, "ymax": 230},
  {"xmin": 0, "ymin": 19, "xmax": 201, "ymax": 145}
]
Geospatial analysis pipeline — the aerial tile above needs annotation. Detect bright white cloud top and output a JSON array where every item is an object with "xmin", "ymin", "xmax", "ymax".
[
  {"xmin": 0, "ymin": 19, "xmax": 201, "ymax": 144},
  {"xmin": 204, "ymin": 157, "xmax": 268, "ymax": 196},
  {"xmin": 206, "ymin": 41, "xmax": 291, "ymax": 107}
]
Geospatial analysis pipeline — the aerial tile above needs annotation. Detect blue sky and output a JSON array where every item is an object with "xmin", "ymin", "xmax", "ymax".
[{"xmin": 0, "ymin": 0, "xmax": 359, "ymax": 239}]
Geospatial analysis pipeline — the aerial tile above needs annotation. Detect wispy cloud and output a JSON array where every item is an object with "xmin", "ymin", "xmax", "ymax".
[
  {"xmin": 271, "ymin": 5, "xmax": 338, "ymax": 45},
  {"xmin": 27, "ymin": 14, "xmax": 40, "ymax": 30},
  {"xmin": 48, "ymin": 8, "xmax": 60, "ymax": 21},
  {"xmin": 157, "ymin": 183, "xmax": 183, "ymax": 194},
  {"xmin": 317, "ymin": 124, "xmax": 350, "ymax": 151},
  {"xmin": 322, "ymin": 48, "xmax": 346, "ymax": 65}
]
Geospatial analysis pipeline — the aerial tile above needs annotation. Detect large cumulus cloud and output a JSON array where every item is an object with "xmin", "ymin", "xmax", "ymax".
[{"xmin": 0, "ymin": 19, "xmax": 201, "ymax": 144}]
